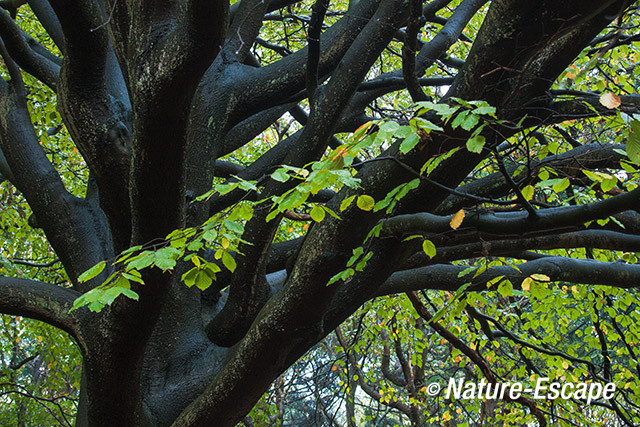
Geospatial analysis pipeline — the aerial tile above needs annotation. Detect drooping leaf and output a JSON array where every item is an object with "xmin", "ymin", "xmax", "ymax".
[
  {"xmin": 399, "ymin": 133, "xmax": 420, "ymax": 154},
  {"xmin": 78, "ymin": 261, "xmax": 106, "ymax": 283},
  {"xmin": 340, "ymin": 195, "xmax": 356, "ymax": 211},
  {"xmin": 466, "ymin": 135, "xmax": 485, "ymax": 154},
  {"xmin": 222, "ymin": 251, "xmax": 237, "ymax": 273}
]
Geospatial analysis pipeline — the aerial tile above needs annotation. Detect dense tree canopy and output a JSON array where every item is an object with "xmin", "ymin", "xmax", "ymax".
[{"xmin": 1, "ymin": 0, "xmax": 640, "ymax": 425}]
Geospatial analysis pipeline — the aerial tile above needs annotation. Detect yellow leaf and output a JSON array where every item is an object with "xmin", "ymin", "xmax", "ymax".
[
  {"xmin": 521, "ymin": 185, "xmax": 535, "ymax": 201},
  {"xmin": 450, "ymin": 209, "xmax": 465, "ymax": 230},
  {"xmin": 521, "ymin": 277, "xmax": 532, "ymax": 291},
  {"xmin": 356, "ymin": 195, "xmax": 375, "ymax": 211},
  {"xmin": 531, "ymin": 273, "xmax": 551, "ymax": 282},
  {"xmin": 355, "ymin": 121, "xmax": 373, "ymax": 134},
  {"xmin": 599, "ymin": 92, "xmax": 621, "ymax": 109}
]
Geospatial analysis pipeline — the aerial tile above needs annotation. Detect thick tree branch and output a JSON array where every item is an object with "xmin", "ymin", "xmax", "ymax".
[
  {"xmin": 129, "ymin": 0, "xmax": 228, "ymax": 245},
  {"xmin": 176, "ymin": 0, "xmax": 409, "ymax": 421},
  {"xmin": 343, "ymin": 0, "xmax": 485, "ymax": 121},
  {"xmin": 402, "ymin": 229, "xmax": 640, "ymax": 268},
  {"xmin": 401, "ymin": 0, "xmax": 428, "ymax": 102},
  {"xmin": 0, "ymin": 10, "xmax": 59, "ymax": 89},
  {"xmin": 0, "ymin": 50, "xmax": 113, "ymax": 290},
  {"xmin": 0, "ymin": 277, "xmax": 86, "ymax": 350},
  {"xmin": 28, "ymin": 0, "xmax": 64, "ymax": 51},
  {"xmin": 383, "ymin": 185, "xmax": 640, "ymax": 238},
  {"xmin": 379, "ymin": 256, "xmax": 640, "ymax": 295},
  {"xmin": 306, "ymin": 0, "xmax": 330, "ymax": 105},
  {"xmin": 49, "ymin": 0, "xmax": 132, "ymax": 251},
  {"xmin": 206, "ymin": 0, "xmax": 409, "ymax": 348}
]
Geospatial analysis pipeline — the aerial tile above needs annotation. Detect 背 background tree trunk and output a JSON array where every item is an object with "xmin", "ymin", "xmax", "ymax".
[{"xmin": 1, "ymin": 0, "xmax": 640, "ymax": 425}]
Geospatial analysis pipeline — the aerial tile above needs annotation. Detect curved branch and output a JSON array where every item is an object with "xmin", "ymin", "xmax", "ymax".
[
  {"xmin": 0, "ymin": 277, "xmax": 86, "ymax": 349},
  {"xmin": 0, "ymin": 54, "xmax": 113, "ymax": 289},
  {"xmin": 306, "ymin": 0, "xmax": 330, "ymax": 104},
  {"xmin": 343, "ymin": 0, "xmax": 485, "ymax": 120},
  {"xmin": 383, "ymin": 185, "xmax": 640, "ymax": 238},
  {"xmin": 401, "ymin": 0, "xmax": 428, "ymax": 102},
  {"xmin": 49, "ymin": 0, "xmax": 133, "ymax": 250},
  {"xmin": 379, "ymin": 256, "xmax": 640, "ymax": 295},
  {"xmin": 0, "ymin": 10, "xmax": 59, "ymax": 89},
  {"xmin": 525, "ymin": 93, "xmax": 640, "ymax": 126},
  {"xmin": 28, "ymin": 0, "xmax": 64, "ymax": 52},
  {"xmin": 402, "ymin": 229, "xmax": 640, "ymax": 268},
  {"xmin": 211, "ymin": 0, "xmax": 382, "ymax": 127}
]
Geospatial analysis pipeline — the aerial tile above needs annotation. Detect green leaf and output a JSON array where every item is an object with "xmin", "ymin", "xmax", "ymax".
[
  {"xmin": 422, "ymin": 239, "xmax": 436, "ymax": 258},
  {"xmin": 457, "ymin": 266, "xmax": 476, "ymax": 278},
  {"xmin": 356, "ymin": 195, "xmax": 375, "ymax": 211},
  {"xmin": 601, "ymin": 177, "xmax": 617, "ymax": 192},
  {"xmin": 223, "ymin": 219, "xmax": 244, "ymax": 234},
  {"xmin": 498, "ymin": 279, "xmax": 513, "ymax": 297},
  {"xmin": 347, "ymin": 247, "xmax": 364, "ymax": 267},
  {"xmin": 327, "ymin": 268, "xmax": 354, "ymax": 286},
  {"xmin": 429, "ymin": 282, "xmax": 472, "ymax": 325},
  {"xmin": 399, "ymin": 133, "xmax": 420, "ymax": 154},
  {"xmin": 266, "ymin": 208, "xmax": 280, "ymax": 222},
  {"xmin": 410, "ymin": 117, "xmax": 443, "ymax": 132},
  {"xmin": 473, "ymin": 105, "xmax": 496, "ymax": 116},
  {"xmin": 420, "ymin": 147, "xmax": 460, "ymax": 176},
  {"xmin": 379, "ymin": 121, "xmax": 400, "ymax": 133},
  {"xmin": 461, "ymin": 112, "xmax": 480, "ymax": 131},
  {"xmin": 154, "ymin": 246, "xmax": 182, "ymax": 271},
  {"xmin": 627, "ymin": 120, "xmax": 640, "ymax": 163},
  {"xmin": 122, "ymin": 271, "xmax": 145, "ymax": 285},
  {"xmin": 310, "ymin": 205, "xmax": 326, "ymax": 222},
  {"xmin": 466, "ymin": 135, "xmax": 485, "ymax": 154},
  {"xmin": 122, "ymin": 245, "xmax": 143, "ymax": 255},
  {"xmin": 194, "ymin": 271, "xmax": 213, "ymax": 291},
  {"xmin": 552, "ymin": 177, "xmax": 570, "ymax": 193},
  {"xmin": 78, "ymin": 261, "xmax": 106, "ymax": 283},
  {"xmin": 340, "ymin": 195, "xmax": 356, "ymax": 211},
  {"xmin": 237, "ymin": 179, "xmax": 258, "ymax": 191},
  {"xmin": 323, "ymin": 207, "xmax": 341, "ymax": 220},
  {"xmin": 536, "ymin": 178, "xmax": 565, "ymax": 188},
  {"xmin": 521, "ymin": 185, "xmax": 534, "ymax": 201},
  {"xmin": 355, "ymin": 251, "xmax": 373, "ymax": 271},
  {"xmin": 222, "ymin": 251, "xmax": 236, "ymax": 272},
  {"xmin": 127, "ymin": 251, "xmax": 155, "ymax": 270},
  {"xmin": 271, "ymin": 169, "xmax": 290, "ymax": 182},
  {"xmin": 451, "ymin": 110, "xmax": 468, "ymax": 129},
  {"xmin": 120, "ymin": 288, "xmax": 140, "ymax": 301},
  {"xmin": 202, "ymin": 229, "xmax": 218, "ymax": 242},
  {"xmin": 214, "ymin": 183, "xmax": 236, "ymax": 195},
  {"xmin": 182, "ymin": 267, "xmax": 199, "ymax": 287}
]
